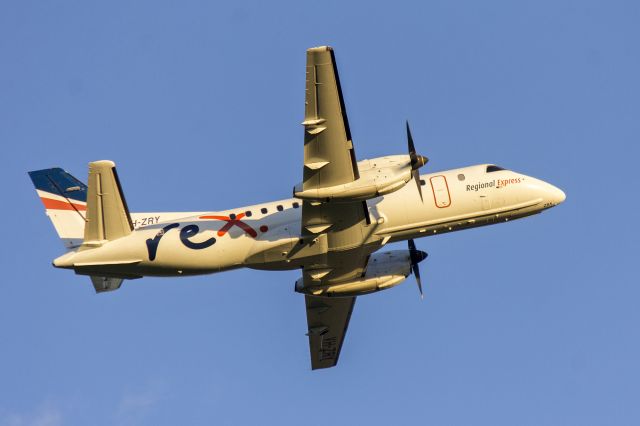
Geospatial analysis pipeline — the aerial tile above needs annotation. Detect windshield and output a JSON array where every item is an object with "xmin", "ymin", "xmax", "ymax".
[{"xmin": 486, "ymin": 165, "xmax": 506, "ymax": 173}]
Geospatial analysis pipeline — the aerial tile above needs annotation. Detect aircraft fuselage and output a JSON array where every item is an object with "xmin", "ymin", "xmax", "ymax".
[{"xmin": 53, "ymin": 163, "xmax": 565, "ymax": 279}]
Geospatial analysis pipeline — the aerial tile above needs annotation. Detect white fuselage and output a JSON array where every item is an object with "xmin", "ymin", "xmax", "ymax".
[{"xmin": 53, "ymin": 164, "xmax": 565, "ymax": 278}]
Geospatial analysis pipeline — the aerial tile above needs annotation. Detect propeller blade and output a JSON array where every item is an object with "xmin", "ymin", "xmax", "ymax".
[
  {"xmin": 406, "ymin": 120, "xmax": 416, "ymax": 156},
  {"xmin": 406, "ymin": 120, "xmax": 428, "ymax": 169},
  {"xmin": 413, "ymin": 169, "xmax": 423, "ymax": 202},
  {"xmin": 408, "ymin": 239, "xmax": 428, "ymax": 300},
  {"xmin": 413, "ymin": 263, "xmax": 424, "ymax": 300},
  {"xmin": 406, "ymin": 121, "xmax": 428, "ymax": 202},
  {"xmin": 408, "ymin": 238, "xmax": 417, "ymax": 253}
]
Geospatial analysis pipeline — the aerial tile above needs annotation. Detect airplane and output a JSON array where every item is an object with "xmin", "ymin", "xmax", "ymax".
[{"xmin": 28, "ymin": 46, "xmax": 565, "ymax": 370}]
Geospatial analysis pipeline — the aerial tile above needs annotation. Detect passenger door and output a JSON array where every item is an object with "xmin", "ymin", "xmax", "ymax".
[{"xmin": 430, "ymin": 175, "xmax": 451, "ymax": 208}]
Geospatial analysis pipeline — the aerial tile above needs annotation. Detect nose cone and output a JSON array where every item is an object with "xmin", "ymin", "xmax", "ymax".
[
  {"xmin": 546, "ymin": 183, "xmax": 566, "ymax": 206},
  {"xmin": 411, "ymin": 250, "xmax": 428, "ymax": 264},
  {"xmin": 411, "ymin": 154, "xmax": 429, "ymax": 170}
]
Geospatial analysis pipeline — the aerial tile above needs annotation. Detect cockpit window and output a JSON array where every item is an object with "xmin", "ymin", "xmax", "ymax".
[{"xmin": 486, "ymin": 165, "xmax": 506, "ymax": 173}]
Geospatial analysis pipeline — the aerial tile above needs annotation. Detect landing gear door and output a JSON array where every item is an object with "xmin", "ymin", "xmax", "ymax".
[{"xmin": 430, "ymin": 175, "xmax": 451, "ymax": 208}]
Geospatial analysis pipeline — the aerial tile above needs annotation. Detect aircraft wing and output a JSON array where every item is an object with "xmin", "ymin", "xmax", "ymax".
[
  {"xmin": 299, "ymin": 47, "xmax": 373, "ymax": 369},
  {"xmin": 305, "ymin": 295, "xmax": 356, "ymax": 370},
  {"xmin": 302, "ymin": 46, "xmax": 359, "ymax": 189},
  {"xmin": 300, "ymin": 46, "xmax": 369, "ymax": 246}
]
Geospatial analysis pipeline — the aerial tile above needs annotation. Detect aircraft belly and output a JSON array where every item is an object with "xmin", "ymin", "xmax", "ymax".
[
  {"xmin": 55, "ymin": 224, "xmax": 257, "ymax": 277},
  {"xmin": 382, "ymin": 198, "xmax": 544, "ymax": 242},
  {"xmin": 145, "ymin": 232, "xmax": 253, "ymax": 275}
]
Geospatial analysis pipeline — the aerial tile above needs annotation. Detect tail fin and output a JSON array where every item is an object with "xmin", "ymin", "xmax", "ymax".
[
  {"xmin": 81, "ymin": 160, "xmax": 133, "ymax": 249},
  {"xmin": 28, "ymin": 167, "xmax": 88, "ymax": 249}
]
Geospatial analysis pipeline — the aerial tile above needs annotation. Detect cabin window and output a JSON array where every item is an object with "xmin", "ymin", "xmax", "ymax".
[
  {"xmin": 261, "ymin": 207, "xmax": 268, "ymax": 214},
  {"xmin": 419, "ymin": 179, "xmax": 426, "ymax": 186},
  {"xmin": 458, "ymin": 174, "xmax": 465, "ymax": 181},
  {"xmin": 277, "ymin": 205, "xmax": 284, "ymax": 212},
  {"xmin": 486, "ymin": 165, "xmax": 505, "ymax": 173},
  {"xmin": 229, "ymin": 213, "xmax": 236, "ymax": 220},
  {"xmin": 245, "ymin": 211, "xmax": 252, "ymax": 217},
  {"xmin": 292, "ymin": 202, "xmax": 300, "ymax": 209}
]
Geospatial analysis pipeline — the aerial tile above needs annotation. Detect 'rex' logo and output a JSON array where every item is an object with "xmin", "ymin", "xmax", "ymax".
[
  {"xmin": 145, "ymin": 213, "xmax": 267, "ymax": 261},
  {"xmin": 199, "ymin": 213, "xmax": 260, "ymax": 238}
]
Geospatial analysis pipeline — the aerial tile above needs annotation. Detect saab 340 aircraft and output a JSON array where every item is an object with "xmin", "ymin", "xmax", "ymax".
[{"xmin": 29, "ymin": 46, "xmax": 565, "ymax": 369}]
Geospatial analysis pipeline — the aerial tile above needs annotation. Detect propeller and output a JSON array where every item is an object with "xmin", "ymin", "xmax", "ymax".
[
  {"xmin": 408, "ymin": 239, "xmax": 428, "ymax": 299},
  {"xmin": 406, "ymin": 121, "xmax": 429, "ymax": 202}
]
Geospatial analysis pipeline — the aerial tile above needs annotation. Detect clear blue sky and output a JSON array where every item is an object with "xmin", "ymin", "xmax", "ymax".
[{"xmin": 1, "ymin": 1, "xmax": 639, "ymax": 425}]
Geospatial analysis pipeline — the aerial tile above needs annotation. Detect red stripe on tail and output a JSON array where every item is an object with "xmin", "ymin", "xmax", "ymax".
[{"xmin": 40, "ymin": 197, "xmax": 87, "ymax": 211}]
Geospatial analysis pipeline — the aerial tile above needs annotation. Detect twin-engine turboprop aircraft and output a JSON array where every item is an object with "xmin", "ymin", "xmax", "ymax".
[{"xmin": 28, "ymin": 46, "xmax": 565, "ymax": 369}]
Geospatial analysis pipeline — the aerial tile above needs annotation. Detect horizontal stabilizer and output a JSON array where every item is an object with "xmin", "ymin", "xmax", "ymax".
[{"xmin": 90, "ymin": 276, "xmax": 123, "ymax": 293}]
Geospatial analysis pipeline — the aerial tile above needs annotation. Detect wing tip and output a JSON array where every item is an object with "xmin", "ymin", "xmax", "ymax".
[{"xmin": 307, "ymin": 45, "xmax": 333, "ymax": 53}]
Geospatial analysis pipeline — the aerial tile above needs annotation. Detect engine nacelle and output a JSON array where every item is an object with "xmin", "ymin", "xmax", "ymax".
[
  {"xmin": 295, "ymin": 250, "xmax": 412, "ymax": 297},
  {"xmin": 293, "ymin": 155, "xmax": 412, "ymax": 202}
]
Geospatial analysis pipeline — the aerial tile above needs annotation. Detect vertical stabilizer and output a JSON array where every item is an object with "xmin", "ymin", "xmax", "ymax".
[
  {"xmin": 82, "ymin": 160, "xmax": 133, "ymax": 249},
  {"xmin": 28, "ymin": 167, "xmax": 88, "ymax": 249}
]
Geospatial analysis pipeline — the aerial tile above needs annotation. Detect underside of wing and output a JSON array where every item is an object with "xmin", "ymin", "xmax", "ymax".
[
  {"xmin": 300, "ymin": 251, "xmax": 372, "ymax": 370},
  {"xmin": 300, "ymin": 46, "xmax": 371, "ymax": 254},
  {"xmin": 305, "ymin": 295, "xmax": 356, "ymax": 370},
  {"xmin": 297, "ymin": 47, "xmax": 378, "ymax": 370},
  {"xmin": 303, "ymin": 46, "xmax": 359, "ymax": 190}
]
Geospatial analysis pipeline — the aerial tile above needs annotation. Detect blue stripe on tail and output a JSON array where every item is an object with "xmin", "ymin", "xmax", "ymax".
[{"xmin": 28, "ymin": 168, "xmax": 87, "ymax": 202}]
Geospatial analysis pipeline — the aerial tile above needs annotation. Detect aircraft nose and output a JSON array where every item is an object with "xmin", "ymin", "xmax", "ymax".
[{"xmin": 546, "ymin": 183, "xmax": 566, "ymax": 205}]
